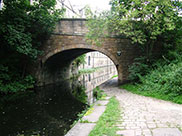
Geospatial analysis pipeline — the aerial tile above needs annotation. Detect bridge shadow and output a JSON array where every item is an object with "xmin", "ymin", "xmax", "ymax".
[
  {"xmin": 41, "ymin": 48, "xmax": 119, "ymax": 88},
  {"xmin": 41, "ymin": 49, "xmax": 118, "ymax": 104},
  {"xmin": 100, "ymin": 77, "xmax": 119, "ymax": 88}
]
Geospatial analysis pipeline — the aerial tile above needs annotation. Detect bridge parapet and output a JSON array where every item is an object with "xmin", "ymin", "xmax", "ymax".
[
  {"xmin": 35, "ymin": 18, "xmax": 141, "ymax": 86},
  {"xmin": 54, "ymin": 18, "xmax": 88, "ymax": 36}
]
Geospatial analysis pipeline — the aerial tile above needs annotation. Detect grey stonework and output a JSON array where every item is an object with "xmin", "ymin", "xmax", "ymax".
[
  {"xmin": 101, "ymin": 78, "xmax": 182, "ymax": 136},
  {"xmin": 78, "ymin": 51, "xmax": 117, "ymax": 104},
  {"xmin": 34, "ymin": 18, "xmax": 141, "ymax": 86}
]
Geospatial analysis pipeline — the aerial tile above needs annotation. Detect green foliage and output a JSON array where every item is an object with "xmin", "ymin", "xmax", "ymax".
[
  {"xmin": 0, "ymin": 63, "xmax": 35, "ymax": 94},
  {"xmin": 0, "ymin": 0, "xmax": 64, "ymax": 58},
  {"xmin": 128, "ymin": 56, "xmax": 152, "ymax": 81},
  {"xmin": 112, "ymin": 75, "xmax": 118, "ymax": 79},
  {"xmin": 86, "ymin": 0, "xmax": 182, "ymax": 58},
  {"xmin": 79, "ymin": 68, "xmax": 98, "ymax": 75},
  {"xmin": 89, "ymin": 97, "xmax": 120, "ymax": 136},
  {"xmin": 69, "ymin": 68, "xmax": 98, "ymax": 82},
  {"xmin": 72, "ymin": 85, "xmax": 88, "ymax": 104},
  {"xmin": 110, "ymin": 0, "xmax": 180, "ymax": 43},
  {"xmin": 71, "ymin": 105, "xmax": 94, "ymax": 129},
  {"xmin": 80, "ymin": 119, "xmax": 91, "ymax": 123},
  {"xmin": 121, "ymin": 53, "xmax": 182, "ymax": 104},
  {"xmin": 17, "ymin": 133, "xmax": 40, "ymax": 136},
  {"xmin": 0, "ymin": 0, "xmax": 65, "ymax": 93},
  {"xmin": 109, "ymin": 0, "xmax": 182, "ymax": 58},
  {"xmin": 85, "ymin": 0, "xmax": 182, "ymax": 104},
  {"xmin": 85, "ymin": 7, "xmax": 110, "ymax": 46},
  {"xmin": 93, "ymin": 86, "xmax": 104, "ymax": 100},
  {"xmin": 73, "ymin": 54, "xmax": 86, "ymax": 67},
  {"xmin": 139, "ymin": 61, "xmax": 182, "ymax": 103},
  {"xmin": 109, "ymin": 0, "xmax": 182, "ymax": 104},
  {"xmin": 120, "ymin": 83, "xmax": 140, "ymax": 93},
  {"xmin": 77, "ymin": 105, "xmax": 92, "ymax": 119},
  {"xmin": 84, "ymin": 107, "xmax": 94, "ymax": 116}
]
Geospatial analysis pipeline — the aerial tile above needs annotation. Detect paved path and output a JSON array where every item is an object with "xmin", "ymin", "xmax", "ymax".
[
  {"xmin": 100, "ymin": 78, "xmax": 182, "ymax": 136},
  {"xmin": 65, "ymin": 98, "xmax": 110, "ymax": 136}
]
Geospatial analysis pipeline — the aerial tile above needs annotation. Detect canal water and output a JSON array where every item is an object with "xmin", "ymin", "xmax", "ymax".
[{"xmin": 0, "ymin": 84, "xmax": 86, "ymax": 136}]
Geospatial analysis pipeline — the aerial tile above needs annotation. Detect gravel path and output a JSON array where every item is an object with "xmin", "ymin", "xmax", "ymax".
[{"xmin": 100, "ymin": 78, "xmax": 182, "ymax": 136}]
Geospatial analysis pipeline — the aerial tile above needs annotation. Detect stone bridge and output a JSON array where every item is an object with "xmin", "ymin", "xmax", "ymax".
[{"xmin": 35, "ymin": 18, "xmax": 140, "ymax": 86}]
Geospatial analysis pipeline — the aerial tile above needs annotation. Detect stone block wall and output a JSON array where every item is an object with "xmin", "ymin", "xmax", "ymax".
[
  {"xmin": 36, "ymin": 18, "xmax": 141, "ymax": 87},
  {"xmin": 78, "ymin": 51, "xmax": 117, "ymax": 104}
]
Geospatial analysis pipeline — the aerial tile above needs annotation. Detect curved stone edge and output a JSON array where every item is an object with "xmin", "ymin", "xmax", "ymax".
[{"xmin": 65, "ymin": 97, "xmax": 111, "ymax": 136}]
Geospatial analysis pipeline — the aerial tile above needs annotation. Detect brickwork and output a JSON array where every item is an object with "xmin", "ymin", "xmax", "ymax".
[
  {"xmin": 78, "ymin": 51, "xmax": 117, "ymax": 104},
  {"xmin": 37, "ymin": 18, "xmax": 140, "ymax": 86}
]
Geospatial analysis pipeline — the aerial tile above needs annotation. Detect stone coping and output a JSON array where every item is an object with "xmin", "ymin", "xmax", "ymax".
[{"xmin": 65, "ymin": 97, "xmax": 110, "ymax": 136}]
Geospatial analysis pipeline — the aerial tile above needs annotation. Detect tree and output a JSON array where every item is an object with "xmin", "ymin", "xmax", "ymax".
[
  {"xmin": 85, "ymin": 7, "xmax": 110, "ymax": 46},
  {"xmin": 109, "ymin": 0, "xmax": 182, "ymax": 57},
  {"xmin": 86, "ymin": 0, "xmax": 182, "ymax": 57},
  {"xmin": 0, "ymin": 0, "xmax": 65, "ymax": 93},
  {"xmin": 85, "ymin": 0, "xmax": 182, "ymax": 82}
]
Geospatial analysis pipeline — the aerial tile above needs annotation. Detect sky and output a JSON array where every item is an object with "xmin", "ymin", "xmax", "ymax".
[
  {"xmin": 68, "ymin": 0, "xmax": 111, "ymax": 11},
  {"xmin": 57, "ymin": 0, "xmax": 111, "ymax": 17}
]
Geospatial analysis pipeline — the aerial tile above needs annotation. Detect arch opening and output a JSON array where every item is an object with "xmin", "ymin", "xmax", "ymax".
[
  {"xmin": 42, "ymin": 48, "xmax": 119, "ymax": 86},
  {"xmin": 40, "ymin": 48, "xmax": 119, "ymax": 104}
]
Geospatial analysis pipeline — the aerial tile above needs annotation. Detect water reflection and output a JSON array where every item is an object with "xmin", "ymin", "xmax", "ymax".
[{"xmin": 0, "ymin": 83, "xmax": 86, "ymax": 136}]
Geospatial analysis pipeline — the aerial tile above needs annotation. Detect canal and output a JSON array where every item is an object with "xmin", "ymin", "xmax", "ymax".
[
  {"xmin": 0, "ymin": 84, "xmax": 86, "ymax": 136},
  {"xmin": 0, "ymin": 51, "xmax": 117, "ymax": 136}
]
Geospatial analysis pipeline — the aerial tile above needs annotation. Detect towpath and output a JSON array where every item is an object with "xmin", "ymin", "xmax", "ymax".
[{"xmin": 100, "ymin": 78, "xmax": 182, "ymax": 136}]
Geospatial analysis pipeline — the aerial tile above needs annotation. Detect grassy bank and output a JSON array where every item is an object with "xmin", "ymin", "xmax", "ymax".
[
  {"xmin": 120, "ymin": 83, "xmax": 182, "ymax": 104},
  {"xmin": 89, "ymin": 97, "xmax": 120, "ymax": 136}
]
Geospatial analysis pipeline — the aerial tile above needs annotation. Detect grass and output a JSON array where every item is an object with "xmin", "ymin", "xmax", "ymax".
[
  {"xmin": 112, "ymin": 75, "xmax": 118, "ymax": 79},
  {"xmin": 84, "ymin": 107, "xmax": 94, "ymax": 116},
  {"xmin": 80, "ymin": 119, "xmax": 92, "ymax": 123},
  {"xmin": 70, "ymin": 105, "xmax": 93, "ymax": 128},
  {"xmin": 120, "ymin": 83, "xmax": 182, "ymax": 104},
  {"xmin": 88, "ymin": 97, "xmax": 121, "ymax": 136},
  {"xmin": 120, "ymin": 84, "xmax": 143, "ymax": 95}
]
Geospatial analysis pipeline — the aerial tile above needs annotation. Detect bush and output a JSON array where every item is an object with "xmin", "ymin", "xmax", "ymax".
[
  {"xmin": 0, "ymin": 0, "xmax": 64, "ymax": 94},
  {"xmin": 93, "ymin": 86, "xmax": 104, "ymax": 100},
  {"xmin": 72, "ymin": 85, "xmax": 88, "ymax": 104},
  {"xmin": 140, "ymin": 62, "xmax": 182, "ymax": 93},
  {"xmin": 0, "ymin": 64, "xmax": 35, "ymax": 94},
  {"xmin": 124, "ymin": 51, "xmax": 182, "ymax": 104},
  {"xmin": 137, "ymin": 56, "xmax": 182, "ymax": 103},
  {"xmin": 128, "ymin": 56, "xmax": 152, "ymax": 82}
]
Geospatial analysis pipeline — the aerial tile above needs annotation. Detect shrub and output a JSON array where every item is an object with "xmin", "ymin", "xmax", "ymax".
[
  {"xmin": 72, "ymin": 85, "xmax": 88, "ymax": 104},
  {"xmin": 138, "ymin": 59, "xmax": 182, "ymax": 103},
  {"xmin": 93, "ymin": 86, "xmax": 104, "ymax": 100},
  {"xmin": 128, "ymin": 56, "xmax": 152, "ymax": 82},
  {"xmin": 0, "ymin": 64, "xmax": 35, "ymax": 94},
  {"xmin": 124, "ymin": 51, "xmax": 182, "ymax": 104}
]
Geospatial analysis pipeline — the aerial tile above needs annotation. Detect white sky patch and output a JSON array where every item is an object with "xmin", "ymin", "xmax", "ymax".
[
  {"xmin": 57, "ymin": 0, "xmax": 111, "ymax": 18},
  {"xmin": 69, "ymin": 0, "xmax": 111, "ymax": 11}
]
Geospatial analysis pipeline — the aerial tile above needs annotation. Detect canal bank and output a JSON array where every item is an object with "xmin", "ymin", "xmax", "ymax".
[
  {"xmin": 65, "ymin": 97, "xmax": 111, "ymax": 136},
  {"xmin": 0, "ymin": 51, "xmax": 118, "ymax": 136},
  {"xmin": 0, "ymin": 84, "xmax": 86, "ymax": 136},
  {"xmin": 66, "ymin": 78, "xmax": 182, "ymax": 136}
]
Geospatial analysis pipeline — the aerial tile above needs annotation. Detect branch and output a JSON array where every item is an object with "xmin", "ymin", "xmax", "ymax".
[{"xmin": 57, "ymin": 0, "xmax": 81, "ymax": 17}]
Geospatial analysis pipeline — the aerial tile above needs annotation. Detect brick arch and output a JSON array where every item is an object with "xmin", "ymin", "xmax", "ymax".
[
  {"xmin": 35, "ymin": 19, "xmax": 141, "ymax": 85},
  {"xmin": 42, "ymin": 44, "xmax": 119, "ymax": 67}
]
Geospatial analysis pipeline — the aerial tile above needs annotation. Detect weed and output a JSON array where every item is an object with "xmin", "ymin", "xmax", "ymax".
[
  {"xmin": 80, "ymin": 120, "xmax": 92, "ymax": 123},
  {"xmin": 89, "ymin": 97, "xmax": 121, "ymax": 136},
  {"xmin": 93, "ymin": 86, "xmax": 104, "ymax": 100},
  {"xmin": 84, "ymin": 107, "xmax": 94, "ymax": 116}
]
